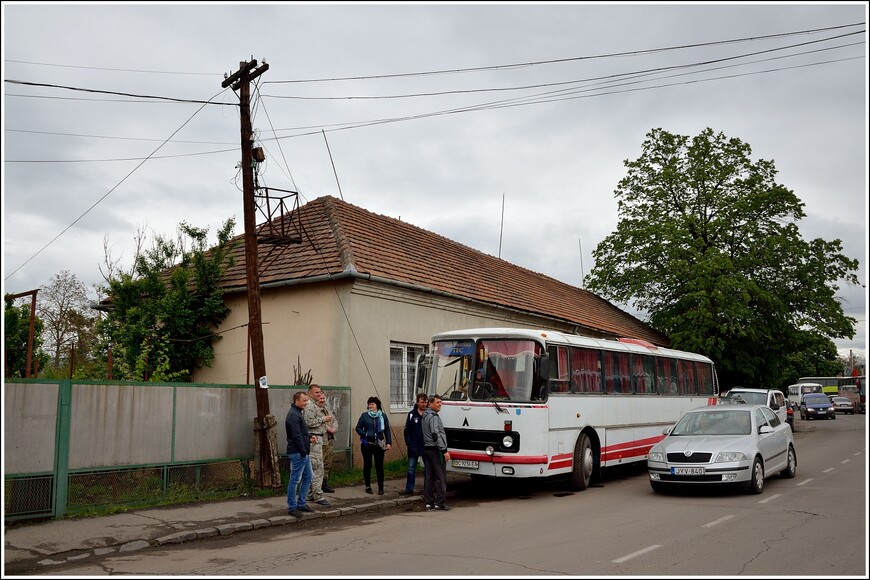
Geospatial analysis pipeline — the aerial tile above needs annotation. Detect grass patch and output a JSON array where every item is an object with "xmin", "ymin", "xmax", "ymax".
[{"xmin": 328, "ymin": 458, "xmax": 414, "ymax": 487}]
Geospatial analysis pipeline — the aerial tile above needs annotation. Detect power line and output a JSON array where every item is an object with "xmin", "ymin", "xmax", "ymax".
[
  {"xmin": 7, "ymin": 50, "xmax": 862, "ymax": 164},
  {"xmin": 260, "ymin": 36, "xmax": 863, "ymax": 101},
  {"xmin": 5, "ymin": 128, "xmax": 236, "ymax": 146},
  {"xmin": 4, "ymin": 88, "xmax": 230, "ymax": 281},
  {"xmin": 263, "ymin": 22, "xmax": 864, "ymax": 84},
  {"xmin": 4, "ymin": 79, "xmax": 236, "ymax": 105},
  {"xmin": 4, "ymin": 59, "xmax": 219, "ymax": 76}
]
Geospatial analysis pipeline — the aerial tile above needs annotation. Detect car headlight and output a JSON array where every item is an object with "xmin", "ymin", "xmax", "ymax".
[
  {"xmin": 715, "ymin": 451, "xmax": 747, "ymax": 463},
  {"xmin": 648, "ymin": 451, "xmax": 664, "ymax": 462}
]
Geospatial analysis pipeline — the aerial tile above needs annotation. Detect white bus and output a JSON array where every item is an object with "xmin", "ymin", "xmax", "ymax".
[
  {"xmin": 786, "ymin": 383, "xmax": 823, "ymax": 407},
  {"xmin": 416, "ymin": 328, "xmax": 719, "ymax": 491}
]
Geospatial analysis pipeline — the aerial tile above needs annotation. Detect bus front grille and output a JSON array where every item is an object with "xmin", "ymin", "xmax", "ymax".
[{"xmin": 445, "ymin": 428, "xmax": 520, "ymax": 453}]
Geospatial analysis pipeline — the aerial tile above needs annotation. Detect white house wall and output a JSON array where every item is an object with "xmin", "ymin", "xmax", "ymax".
[{"xmin": 197, "ymin": 278, "xmax": 587, "ymax": 466}]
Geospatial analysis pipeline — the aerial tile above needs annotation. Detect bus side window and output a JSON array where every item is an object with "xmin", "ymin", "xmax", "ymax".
[
  {"xmin": 547, "ymin": 346, "xmax": 569, "ymax": 393},
  {"xmin": 570, "ymin": 347, "xmax": 601, "ymax": 393}
]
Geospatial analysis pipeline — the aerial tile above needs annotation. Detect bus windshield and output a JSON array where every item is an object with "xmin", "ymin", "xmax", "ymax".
[{"xmin": 430, "ymin": 338, "xmax": 544, "ymax": 402}]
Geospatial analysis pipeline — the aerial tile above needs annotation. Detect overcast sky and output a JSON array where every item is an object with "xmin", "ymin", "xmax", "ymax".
[{"xmin": 2, "ymin": 2, "xmax": 867, "ymax": 362}]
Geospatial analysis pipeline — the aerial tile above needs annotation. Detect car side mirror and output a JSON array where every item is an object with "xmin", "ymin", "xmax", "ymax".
[{"xmin": 758, "ymin": 425, "xmax": 774, "ymax": 434}]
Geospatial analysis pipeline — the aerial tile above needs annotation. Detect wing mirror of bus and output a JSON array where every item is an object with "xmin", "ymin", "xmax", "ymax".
[
  {"xmin": 415, "ymin": 353, "xmax": 433, "ymax": 391},
  {"xmin": 537, "ymin": 352, "xmax": 549, "ymax": 383}
]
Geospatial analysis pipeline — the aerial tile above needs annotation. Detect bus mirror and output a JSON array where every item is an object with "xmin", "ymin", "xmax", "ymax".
[
  {"xmin": 538, "ymin": 352, "xmax": 549, "ymax": 383},
  {"xmin": 415, "ymin": 353, "xmax": 433, "ymax": 391}
]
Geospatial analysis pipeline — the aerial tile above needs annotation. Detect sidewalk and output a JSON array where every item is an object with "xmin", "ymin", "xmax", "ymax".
[{"xmin": 4, "ymin": 475, "xmax": 424, "ymax": 573}]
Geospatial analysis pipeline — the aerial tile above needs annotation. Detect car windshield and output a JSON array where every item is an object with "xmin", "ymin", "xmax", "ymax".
[
  {"xmin": 832, "ymin": 397, "xmax": 850, "ymax": 403},
  {"xmin": 671, "ymin": 411, "xmax": 751, "ymax": 436},
  {"xmin": 804, "ymin": 394, "xmax": 829, "ymax": 404},
  {"xmin": 727, "ymin": 391, "xmax": 766, "ymax": 405}
]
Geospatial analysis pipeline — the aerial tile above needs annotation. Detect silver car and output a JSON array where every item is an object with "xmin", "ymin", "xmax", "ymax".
[
  {"xmin": 830, "ymin": 396, "xmax": 856, "ymax": 415},
  {"xmin": 647, "ymin": 404, "xmax": 797, "ymax": 494}
]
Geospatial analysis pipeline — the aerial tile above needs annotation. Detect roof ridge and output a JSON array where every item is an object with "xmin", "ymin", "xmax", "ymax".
[{"xmin": 320, "ymin": 196, "xmax": 356, "ymax": 272}]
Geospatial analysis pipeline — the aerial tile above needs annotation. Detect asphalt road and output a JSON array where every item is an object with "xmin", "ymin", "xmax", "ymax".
[{"xmin": 11, "ymin": 413, "xmax": 866, "ymax": 576}]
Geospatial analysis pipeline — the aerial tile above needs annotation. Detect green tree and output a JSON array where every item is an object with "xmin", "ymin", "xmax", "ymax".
[
  {"xmin": 4, "ymin": 298, "xmax": 46, "ymax": 378},
  {"xmin": 97, "ymin": 219, "xmax": 236, "ymax": 382},
  {"xmin": 585, "ymin": 127, "xmax": 859, "ymax": 389}
]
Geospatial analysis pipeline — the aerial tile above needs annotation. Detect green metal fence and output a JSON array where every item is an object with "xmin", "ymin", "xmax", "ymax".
[{"xmin": 3, "ymin": 379, "xmax": 353, "ymax": 521}]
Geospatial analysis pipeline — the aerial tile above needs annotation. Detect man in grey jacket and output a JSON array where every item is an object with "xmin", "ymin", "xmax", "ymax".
[{"xmin": 422, "ymin": 394, "xmax": 452, "ymax": 511}]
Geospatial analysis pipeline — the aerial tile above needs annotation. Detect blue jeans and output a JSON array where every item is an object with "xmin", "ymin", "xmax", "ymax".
[
  {"xmin": 405, "ymin": 454, "xmax": 424, "ymax": 492},
  {"xmin": 287, "ymin": 452, "xmax": 313, "ymax": 511}
]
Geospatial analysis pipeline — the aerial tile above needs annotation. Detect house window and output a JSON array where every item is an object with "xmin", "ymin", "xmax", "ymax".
[{"xmin": 390, "ymin": 342, "xmax": 428, "ymax": 409}]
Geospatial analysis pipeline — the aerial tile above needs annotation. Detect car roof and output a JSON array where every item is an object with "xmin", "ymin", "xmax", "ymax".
[
  {"xmin": 689, "ymin": 404, "xmax": 764, "ymax": 414},
  {"xmin": 727, "ymin": 387, "xmax": 771, "ymax": 394}
]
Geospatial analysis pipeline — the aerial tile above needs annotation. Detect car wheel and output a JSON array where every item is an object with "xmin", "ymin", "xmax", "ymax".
[
  {"xmin": 569, "ymin": 433, "xmax": 593, "ymax": 491},
  {"xmin": 780, "ymin": 445, "xmax": 797, "ymax": 479},
  {"xmin": 747, "ymin": 457, "xmax": 764, "ymax": 494}
]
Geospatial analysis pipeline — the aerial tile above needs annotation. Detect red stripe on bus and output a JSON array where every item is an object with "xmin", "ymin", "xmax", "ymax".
[
  {"xmin": 449, "ymin": 451, "xmax": 549, "ymax": 464},
  {"xmin": 602, "ymin": 434, "xmax": 662, "ymax": 452},
  {"xmin": 442, "ymin": 402, "xmax": 548, "ymax": 409}
]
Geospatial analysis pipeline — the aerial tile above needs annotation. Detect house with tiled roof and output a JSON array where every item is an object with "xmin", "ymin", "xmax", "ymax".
[{"xmin": 194, "ymin": 195, "xmax": 667, "ymax": 465}]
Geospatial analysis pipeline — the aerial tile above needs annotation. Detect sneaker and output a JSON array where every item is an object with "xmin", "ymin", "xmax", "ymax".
[
  {"xmin": 433, "ymin": 504, "xmax": 452, "ymax": 511},
  {"xmin": 377, "ymin": 488, "xmax": 384, "ymax": 495},
  {"xmin": 315, "ymin": 498, "xmax": 332, "ymax": 507},
  {"xmin": 398, "ymin": 489, "xmax": 413, "ymax": 496},
  {"xmin": 425, "ymin": 504, "xmax": 434, "ymax": 510},
  {"xmin": 298, "ymin": 505, "xmax": 314, "ymax": 513},
  {"xmin": 288, "ymin": 509, "xmax": 301, "ymax": 518},
  {"xmin": 322, "ymin": 484, "xmax": 336, "ymax": 493},
  {"xmin": 365, "ymin": 487, "xmax": 373, "ymax": 494}
]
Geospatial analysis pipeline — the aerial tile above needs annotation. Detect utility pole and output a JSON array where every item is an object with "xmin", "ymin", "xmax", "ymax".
[{"xmin": 223, "ymin": 59, "xmax": 281, "ymax": 489}]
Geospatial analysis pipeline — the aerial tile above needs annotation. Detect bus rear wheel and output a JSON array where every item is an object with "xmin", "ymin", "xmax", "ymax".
[{"xmin": 569, "ymin": 433, "xmax": 593, "ymax": 491}]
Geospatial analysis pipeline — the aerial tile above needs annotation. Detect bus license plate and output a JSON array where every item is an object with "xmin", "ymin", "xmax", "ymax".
[
  {"xmin": 672, "ymin": 467, "xmax": 705, "ymax": 475},
  {"xmin": 452, "ymin": 459, "xmax": 479, "ymax": 470}
]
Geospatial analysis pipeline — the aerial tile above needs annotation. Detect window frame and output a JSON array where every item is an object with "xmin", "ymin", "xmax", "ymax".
[{"xmin": 389, "ymin": 341, "xmax": 428, "ymax": 411}]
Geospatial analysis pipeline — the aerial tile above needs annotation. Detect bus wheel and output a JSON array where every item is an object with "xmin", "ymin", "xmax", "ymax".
[{"xmin": 569, "ymin": 433, "xmax": 593, "ymax": 491}]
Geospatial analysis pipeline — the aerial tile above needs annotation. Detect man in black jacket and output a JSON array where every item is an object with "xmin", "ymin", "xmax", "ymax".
[
  {"xmin": 286, "ymin": 391, "xmax": 316, "ymax": 517},
  {"xmin": 400, "ymin": 392, "xmax": 428, "ymax": 495}
]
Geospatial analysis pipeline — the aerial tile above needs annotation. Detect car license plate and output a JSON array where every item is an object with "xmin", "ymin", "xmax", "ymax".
[
  {"xmin": 452, "ymin": 459, "xmax": 479, "ymax": 469},
  {"xmin": 672, "ymin": 467, "xmax": 705, "ymax": 475}
]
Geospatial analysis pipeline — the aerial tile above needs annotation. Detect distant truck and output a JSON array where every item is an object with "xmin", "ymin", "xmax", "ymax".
[{"xmin": 838, "ymin": 383, "xmax": 864, "ymax": 414}]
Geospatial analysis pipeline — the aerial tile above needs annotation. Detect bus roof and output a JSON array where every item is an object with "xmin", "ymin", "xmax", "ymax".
[{"xmin": 429, "ymin": 327, "xmax": 714, "ymax": 363}]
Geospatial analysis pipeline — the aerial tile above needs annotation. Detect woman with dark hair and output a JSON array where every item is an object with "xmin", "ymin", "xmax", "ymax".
[{"xmin": 354, "ymin": 396, "xmax": 392, "ymax": 494}]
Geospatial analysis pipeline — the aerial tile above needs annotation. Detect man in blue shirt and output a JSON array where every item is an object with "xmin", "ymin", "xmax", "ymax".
[{"xmin": 285, "ymin": 391, "xmax": 316, "ymax": 517}]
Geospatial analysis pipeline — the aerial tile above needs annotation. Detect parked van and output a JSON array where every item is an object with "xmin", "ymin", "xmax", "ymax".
[
  {"xmin": 725, "ymin": 387, "xmax": 791, "ymax": 430},
  {"xmin": 787, "ymin": 383, "xmax": 823, "ymax": 409}
]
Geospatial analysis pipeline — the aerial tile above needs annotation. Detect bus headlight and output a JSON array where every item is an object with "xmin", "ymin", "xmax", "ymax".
[
  {"xmin": 486, "ymin": 446, "xmax": 495, "ymax": 456},
  {"xmin": 502, "ymin": 435, "xmax": 514, "ymax": 448}
]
